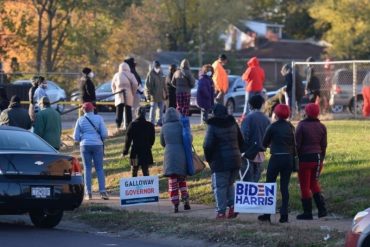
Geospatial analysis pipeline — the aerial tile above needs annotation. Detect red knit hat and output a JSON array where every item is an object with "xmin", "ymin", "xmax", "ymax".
[
  {"xmin": 274, "ymin": 104, "xmax": 290, "ymax": 119},
  {"xmin": 82, "ymin": 102, "xmax": 95, "ymax": 112},
  {"xmin": 305, "ymin": 103, "xmax": 320, "ymax": 118}
]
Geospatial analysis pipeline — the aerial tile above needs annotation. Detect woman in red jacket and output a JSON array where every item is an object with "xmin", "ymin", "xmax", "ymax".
[{"xmin": 295, "ymin": 103, "xmax": 327, "ymax": 220}]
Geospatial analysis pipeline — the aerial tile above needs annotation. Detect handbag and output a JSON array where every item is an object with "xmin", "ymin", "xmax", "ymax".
[
  {"xmin": 192, "ymin": 145, "xmax": 206, "ymax": 174},
  {"xmin": 243, "ymin": 141, "xmax": 260, "ymax": 160}
]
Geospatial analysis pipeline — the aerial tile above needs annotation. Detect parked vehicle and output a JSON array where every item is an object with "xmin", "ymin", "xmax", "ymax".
[
  {"xmin": 329, "ymin": 68, "xmax": 368, "ymax": 114},
  {"xmin": 0, "ymin": 126, "xmax": 84, "ymax": 228},
  {"xmin": 345, "ymin": 207, "xmax": 370, "ymax": 247},
  {"xmin": 12, "ymin": 80, "xmax": 67, "ymax": 113}
]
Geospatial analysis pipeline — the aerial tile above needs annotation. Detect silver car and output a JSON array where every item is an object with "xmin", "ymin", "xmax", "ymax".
[{"xmin": 12, "ymin": 80, "xmax": 67, "ymax": 113}]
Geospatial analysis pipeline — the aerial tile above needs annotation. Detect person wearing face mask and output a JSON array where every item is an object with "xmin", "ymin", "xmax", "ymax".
[
  {"xmin": 33, "ymin": 76, "xmax": 48, "ymax": 114},
  {"xmin": 79, "ymin": 67, "xmax": 96, "ymax": 105},
  {"xmin": 145, "ymin": 61, "xmax": 167, "ymax": 126},
  {"xmin": 196, "ymin": 64, "xmax": 214, "ymax": 123}
]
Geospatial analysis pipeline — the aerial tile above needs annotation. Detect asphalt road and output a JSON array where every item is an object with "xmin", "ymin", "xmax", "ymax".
[{"xmin": 0, "ymin": 217, "xmax": 175, "ymax": 247}]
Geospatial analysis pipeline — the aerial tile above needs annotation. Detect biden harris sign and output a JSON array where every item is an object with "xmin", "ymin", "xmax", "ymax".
[
  {"xmin": 120, "ymin": 176, "xmax": 159, "ymax": 206},
  {"xmin": 234, "ymin": 182, "xmax": 277, "ymax": 214}
]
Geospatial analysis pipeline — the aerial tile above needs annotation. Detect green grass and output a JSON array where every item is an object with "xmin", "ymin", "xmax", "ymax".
[{"xmin": 77, "ymin": 120, "xmax": 370, "ymax": 217}]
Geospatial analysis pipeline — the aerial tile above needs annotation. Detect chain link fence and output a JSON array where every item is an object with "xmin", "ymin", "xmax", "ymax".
[{"xmin": 292, "ymin": 60, "xmax": 370, "ymax": 119}]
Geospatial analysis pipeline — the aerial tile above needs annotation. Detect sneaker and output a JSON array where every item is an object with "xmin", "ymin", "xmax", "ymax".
[
  {"xmin": 84, "ymin": 193, "xmax": 92, "ymax": 201},
  {"xmin": 227, "ymin": 206, "xmax": 239, "ymax": 219},
  {"xmin": 279, "ymin": 214, "xmax": 289, "ymax": 223},
  {"xmin": 100, "ymin": 192, "xmax": 109, "ymax": 200},
  {"xmin": 174, "ymin": 204, "xmax": 179, "ymax": 213},
  {"xmin": 184, "ymin": 202, "xmax": 191, "ymax": 210},
  {"xmin": 216, "ymin": 213, "xmax": 226, "ymax": 219}
]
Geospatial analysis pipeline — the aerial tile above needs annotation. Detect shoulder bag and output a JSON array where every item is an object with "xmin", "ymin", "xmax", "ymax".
[{"xmin": 85, "ymin": 116, "xmax": 105, "ymax": 154}]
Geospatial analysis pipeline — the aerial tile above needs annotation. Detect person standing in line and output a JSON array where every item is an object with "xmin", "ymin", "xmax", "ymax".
[
  {"xmin": 258, "ymin": 104, "xmax": 295, "ymax": 223},
  {"xmin": 123, "ymin": 106, "xmax": 155, "ymax": 177},
  {"xmin": 196, "ymin": 64, "xmax": 214, "ymax": 123},
  {"xmin": 0, "ymin": 95, "xmax": 32, "ymax": 129},
  {"xmin": 296, "ymin": 103, "xmax": 327, "ymax": 220},
  {"xmin": 28, "ymin": 76, "xmax": 40, "ymax": 122},
  {"xmin": 160, "ymin": 107, "xmax": 191, "ymax": 213},
  {"xmin": 240, "ymin": 95, "xmax": 270, "ymax": 182},
  {"xmin": 124, "ymin": 57, "xmax": 144, "ymax": 120},
  {"xmin": 146, "ymin": 61, "xmax": 167, "ymax": 126},
  {"xmin": 112, "ymin": 62, "xmax": 139, "ymax": 131},
  {"xmin": 212, "ymin": 54, "xmax": 229, "ymax": 105},
  {"xmin": 166, "ymin": 64, "xmax": 177, "ymax": 109},
  {"xmin": 79, "ymin": 67, "xmax": 96, "ymax": 104},
  {"xmin": 203, "ymin": 104, "xmax": 243, "ymax": 219},
  {"xmin": 33, "ymin": 96, "xmax": 62, "ymax": 150},
  {"xmin": 171, "ymin": 59, "xmax": 195, "ymax": 116},
  {"xmin": 281, "ymin": 64, "xmax": 304, "ymax": 113},
  {"xmin": 242, "ymin": 56, "xmax": 265, "ymax": 117},
  {"xmin": 305, "ymin": 57, "xmax": 321, "ymax": 104},
  {"xmin": 73, "ymin": 102, "xmax": 109, "ymax": 200},
  {"xmin": 33, "ymin": 76, "xmax": 48, "ymax": 114}
]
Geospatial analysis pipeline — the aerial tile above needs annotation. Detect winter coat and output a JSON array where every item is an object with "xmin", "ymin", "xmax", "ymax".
[
  {"xmin": 166, "ymin": 73, "xmax": 177, "ymax": 108},
  {"xmin": 242, "ymin": 57, "xmax": 265, "ymax": 92},
  {"xmin": 146, "ymin": 69, "xmax": 167, "ymax": 103},
  {"xmin": 79, "ymin": 76, "xmax": 96, "ymax": 103},
  {"xmin": 306, "ymin": 66, "xmax": 320, "ymax": 93},
  {"xmin": 33, "ymin": 106, "xmax": 62, "ymax": 149},
  {"xmin": 212, "ymin": 60, "xmax": 228, "ymax": 93},
  {"xmin": 203, "ymin": 104, "xmax": 243, "ymax": 173},
  {"xmin": 196, "ymin": 74, "xmax": 214, "ymax": 110},
  {"xmin": 123, "ymin": 117, "xmax": 155, "ymax": 166},
  {"xmin": 262, "ymin": 119, "xmax": 295, "ymax": 155},
  {"xmin": 0, "ymin": 102, "xmax": 32, "ymax": 129},
  {"xmin": 241, "ymin": 110, "xmax": 270, "ymax": 151},
  {"xmin": 73, "ymin": 112, "xmax": 108, "ymax": 146},
  {"xmin": 295, "ymin": 118, "xmax": 327, "ymax": 159},
  {"xmin": 171, "ymin": 59, "xmax": 195, "ymax": 94},
  {"xmin": 160, "ymin": 108, "xmax": 187, "ymax": 176},
  {"xmin": 112, "ymin": 62, "xmax": 139, "ymax": 107},
  {"xmin": 284, "ymin": 71, "xmax": 304, "ymax": 101}
]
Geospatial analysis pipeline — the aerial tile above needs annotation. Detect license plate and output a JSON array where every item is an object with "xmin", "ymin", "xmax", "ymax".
[{"xmin": 31, "ymin": 187, "xmax": 51, "ymax": 198}]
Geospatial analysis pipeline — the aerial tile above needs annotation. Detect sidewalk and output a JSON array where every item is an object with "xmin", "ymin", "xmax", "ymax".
[{"xmin": 86, "ymin": 195, "xmax": 352, "ymax": 233}]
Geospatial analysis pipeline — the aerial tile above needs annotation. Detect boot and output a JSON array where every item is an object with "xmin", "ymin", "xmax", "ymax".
[
  {"xmin": 184, "ymin": 202, "xmax": 191, "ymax": 210},
  {"xmin": 174, "ymin": 204, "xmax": 179, "ymax": 213},
  {"xmin": 296, "ymin": 198, "xmax": 313, "ymax": 220},
  {"xmin": 313, "ymin": 193, "xmax": 327, "ymax": 218},
  {"xmin": 258, "ymin": 214, "xmax": 271, "ymax": 222},
  {"xmin": 279, "ymin": 214, "xmax": 288, "ymax": 223}
]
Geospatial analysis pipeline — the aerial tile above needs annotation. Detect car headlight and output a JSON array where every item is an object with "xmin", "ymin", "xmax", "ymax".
[{"xmin": 353, "ymin": 210, "xmax": 369, "ymax": 226}]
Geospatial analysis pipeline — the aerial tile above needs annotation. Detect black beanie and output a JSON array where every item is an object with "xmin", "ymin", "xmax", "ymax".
[
  {"xmin": 248, "ymin": 94, "xmax": 265, "ymax": 110},
  {"xmin": 82, "ymin": 67, "xmax": 92, "ymax": 75}
]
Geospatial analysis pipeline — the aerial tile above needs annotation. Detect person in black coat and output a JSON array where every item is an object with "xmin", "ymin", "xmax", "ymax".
[
  {"xmin": 0, "ymin": 87, "xmax": 9, "ymax": 112},
  {"xmin": 166, "ymin": 64, "xmax": 177, "ymax": 108},
  {"xmin": 203, "ymin": 104, "xmax": 243, "ymax": 219},
  {"xmin": 123, "ymin": 106, "xmax": 155, "ymax": 177},
  {"xmin": 0, "ymin": 95, "xmax": 32, "ymax": 129},
  {"xmin": 79, "ymin": 67, "xmax": 96, "ymax": 103},
  {"xmin": 305, "ymin": 57, "xmax": 320, "ymax": 103}
]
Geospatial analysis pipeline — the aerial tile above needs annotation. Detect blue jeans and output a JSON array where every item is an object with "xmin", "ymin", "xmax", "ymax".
[
  {"xmin": 243, "ymin": 91, "xmax": 262, "ymax": 114},
  {"xmin": 240, "ymin": 158, "xmax": 263, "ymax": 182},
  {"xmin": 149, "ymin": 101, "xmax": 164, "ymax": 125},
  {"xmin": 80, "ymin": 145, "xmax": 106, "ymax": 194},
  {"xmin": 211, "ymin": 170, "xmax": 238, "ymax": 214}
]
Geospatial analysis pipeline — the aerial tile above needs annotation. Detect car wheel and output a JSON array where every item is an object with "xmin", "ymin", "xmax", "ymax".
[
  {"xmin": 349, "ymin": 96, "xmax": 364, "ymax": 115},
  {"xmin": 331, "ymin": 104, "xmax": 344, "ymax": 113},
  {"xmin": 29, "ymin": 209, "xmax": 64, "ymax": 228},
  {"xmin": 226, "ymin": 99, "xmax": 235, "ymax": 115}
]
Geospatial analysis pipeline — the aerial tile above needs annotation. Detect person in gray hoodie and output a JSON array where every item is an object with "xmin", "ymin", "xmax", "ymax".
[
  {"xmin": 145, "ymin": 61, "xmax": 167, "ymax": 126},
  {"xmin": 171, "ymin": 59, "xmax": 195, "ymax": 116},
  {"xmin": 160, "ymin": 107, "xmax": 191, "ymax": 213}
]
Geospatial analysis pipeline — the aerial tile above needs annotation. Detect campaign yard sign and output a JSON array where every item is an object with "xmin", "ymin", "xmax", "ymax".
[
  {"xmin": 234, "ymin": 182, "xmax": 277, "ymax": 214},
  {"xmin": 120, "ymin": 176, "xmax": 159, "ymax": 206}
]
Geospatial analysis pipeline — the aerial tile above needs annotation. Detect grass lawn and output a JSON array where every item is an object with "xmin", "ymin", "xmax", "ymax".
[{"xmin": 75, "ymin": 120, "xmax": 370, "ymax": 217}]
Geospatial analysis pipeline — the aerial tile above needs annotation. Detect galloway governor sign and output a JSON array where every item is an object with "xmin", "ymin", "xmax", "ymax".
[{"xmin": 120, "ymin": 176, "xmax": 159, "ymax": 206}]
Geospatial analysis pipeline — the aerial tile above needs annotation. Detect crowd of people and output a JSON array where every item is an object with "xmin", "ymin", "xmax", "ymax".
[{"xmin": 0, "ymin": 54, "xmax": 329, "ymax": 222}]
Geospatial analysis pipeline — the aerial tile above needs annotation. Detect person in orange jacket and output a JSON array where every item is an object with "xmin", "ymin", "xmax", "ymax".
[
  {"xmin": 242, "ymin": 57, "xmax": 265, "ymax": 117},
  {"xmin": 212, "ymin": 54, "xmax": 229, "ymax": 105},
  {"xmin": 362, "ymin": 72, "xmax": 370, "ymax": 117}
]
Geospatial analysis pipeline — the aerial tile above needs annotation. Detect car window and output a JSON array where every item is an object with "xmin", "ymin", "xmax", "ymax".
[
  {"xmin": 96, "ymin": 82, "xmax": 112, "ymax": 93},
  {"xmin": 46, "ymin": 81, "xmax": 58, "ymax": 90},
  {"xmin": 0, "ymin": 130, "xmax": 56, "ymax": 152},
  {"xmin": 235, "ymin": 78, "xmax": 245, "ymax": 89}
]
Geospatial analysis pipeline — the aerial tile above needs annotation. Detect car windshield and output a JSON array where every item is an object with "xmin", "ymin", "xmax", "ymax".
[
  {"xmin": 96, "ymin": 82, "xmax": 112, "ymax": 93},
  {"xmin": 0, "ymin": 129, "xmax": 56, "ymax": 152}
]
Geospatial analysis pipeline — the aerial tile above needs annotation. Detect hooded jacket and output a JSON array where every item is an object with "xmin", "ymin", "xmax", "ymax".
[
  {"xmin": 242, "ymin": 57, "xmax": 265, "ymax": 92},
  {"xmin": 203, "ymin": 104, "xmax": 243, "ymax": 173},
  {"xmin": 171, "ymin": 59, "xmax": 195, "ymax": 94},
  {"xmin": 111, "ymin": 62, "xmax": 139, "ymax": 107},
  {"xmin": 0, "ymin": 101, "xmax": 32, "ymax": 129},
  {"xmin": 145, "ymin": 62, "xmax": 167, "ymax": 102},
  {"xmin": 212, "ymin": 60, "xmax": 228, "ymax": 93},
  {"xmin": 160, "ymin": 108, "xmax": 187, "ymax": 176}
]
